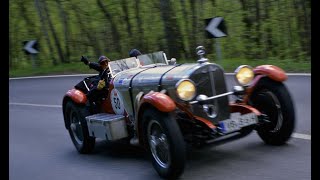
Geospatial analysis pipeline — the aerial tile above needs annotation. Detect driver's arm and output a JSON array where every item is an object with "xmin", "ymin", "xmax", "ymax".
[{"xmin": 88, "ymin": 62, "xmax": 103, "ymax": 72}]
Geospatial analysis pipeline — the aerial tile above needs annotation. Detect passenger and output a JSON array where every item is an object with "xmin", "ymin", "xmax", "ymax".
[{"xmin": 129, "ymin": 49, "xmax": 142, "ymax": 58}]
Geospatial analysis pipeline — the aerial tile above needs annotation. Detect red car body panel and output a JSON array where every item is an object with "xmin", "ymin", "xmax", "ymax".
[
  {"xmin": 254, "ymin": 65, "xmax": 287, "ymax": 82},
  {"xmin": 65, "ymin": 89, "xmax": 87, "ymax": 104},
  {"xmin": 101, "ymin": 81, "xmax": 116, "ymax": 114},
  {"xmin": 242, "ymin": 65, "xmax": 288, "ymax": 103},
  {"xmin": 140, "ymin": 92, "xmax": 176, "ymax": 112},
  {"xmin": 229, "ymin": 103, "xmax": 261, "ymax": 116}
]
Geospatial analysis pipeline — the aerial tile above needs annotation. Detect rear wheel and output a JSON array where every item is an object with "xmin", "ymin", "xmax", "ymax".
[
  {"xmin": 249, "ymin": 77, "xmax": 295, "ymax": 145},
  {"xmin": 142, "ymin": 107, "xmax": 186, "ymax": 179},
  {"xmin": 65, "ymin": 101, "xmax": 95, "ymax": 153}
]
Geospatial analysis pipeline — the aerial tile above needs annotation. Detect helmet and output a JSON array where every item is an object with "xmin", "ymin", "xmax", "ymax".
[
  {"xmin": 129, "ymin": 49, "xmax": 142, "ymax": 57},
  {"xmin": 98, "ymin": 55, "xmax": 110, "ymax": 64}
]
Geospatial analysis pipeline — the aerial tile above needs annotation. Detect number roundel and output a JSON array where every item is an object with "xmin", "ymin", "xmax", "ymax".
[{"xmin": 110, "ymin": 88, "xmax": 125, "ymax": 115}]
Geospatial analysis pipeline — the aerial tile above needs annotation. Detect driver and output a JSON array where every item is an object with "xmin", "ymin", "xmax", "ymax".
[
  {"xmin": 81, "ymin": 55, "xmax": 112, "ymax": 112},
  {"xmin": 81, "ymin": 55, "xmax": 111, "ymax": 79}
]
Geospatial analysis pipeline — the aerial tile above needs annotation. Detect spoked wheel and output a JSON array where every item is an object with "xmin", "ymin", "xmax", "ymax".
[
  {"xmin": 143, "ymin": 107, "xmax": 186, "ymax": 179},
  {"xmin": 250, "ymin": 77, "xmax": 295, "ymax": 145},
  {"xmin": 65, "ymin": 101, "xmax": 95, "ymax": 153},
  {"xmin": 70, "ymin": 112, "xmax": 84, "ymax": 145},
  {"xmin": 147, "ymin": 120, "xmax": 171, "ymax": 169}
]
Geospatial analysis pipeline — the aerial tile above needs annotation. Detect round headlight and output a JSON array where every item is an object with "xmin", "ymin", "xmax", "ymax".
[
  {"xmin": 176, "ymin": 79, "xmax": 196, "ymax": 101},
  {"xmin": 234, "ymin": 65, "xmax": 254, "ymax": 86}
]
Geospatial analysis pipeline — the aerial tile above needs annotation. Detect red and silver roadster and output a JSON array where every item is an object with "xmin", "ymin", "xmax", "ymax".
[{"xmin": 62, "ymin": 46, "xmax": 295, "ymax": 179}]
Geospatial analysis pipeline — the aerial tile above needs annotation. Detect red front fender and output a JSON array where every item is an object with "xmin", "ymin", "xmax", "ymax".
[
  {"xmin": 136, "ymin": 91, "xmax": 176, "ymax": 146},
  {"xmin": 140, "ymin": 92, "xmax": 176, "ymax": 112},
  {"xmin": 254, "ymin": 65, "xmax": 287, "ymax": 82},
  {"xmin": 242, "ymin": 65, "xmax": 287, "ymax": 104}
]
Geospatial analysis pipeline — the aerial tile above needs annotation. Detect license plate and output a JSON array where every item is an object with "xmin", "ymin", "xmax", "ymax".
[{"xmin": 219, "ymin": 112, "xmax": 258, "ymax": 134}]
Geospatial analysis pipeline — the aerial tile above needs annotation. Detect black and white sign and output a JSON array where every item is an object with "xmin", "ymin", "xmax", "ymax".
[
  {"xmin": 205, "ymin": 17, "xmax": 227, "ymax": 38},
  {"xmin": 23, "ymin": 40, "xmax": 39, "ymax": 54}
]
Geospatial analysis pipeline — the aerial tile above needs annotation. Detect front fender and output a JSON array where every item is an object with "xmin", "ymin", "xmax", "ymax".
[
  {"xmin": 139, "ymin": 92, "xmax": 176, "ymax": 112},
  {"xmin": 135, "ymin": 91, "xmax": 176, "ymax": 147},
  {"xmin": 253, "ymin": 65, "xmax": 287, "ymax": 82},
  {"xmin": 241, "ymin": 65, "xmax": 287, "ymax": 104}
]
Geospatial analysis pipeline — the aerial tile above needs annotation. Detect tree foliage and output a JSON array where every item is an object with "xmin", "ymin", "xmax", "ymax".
[{"xmin": 9, "ymin": 0, "xmax": 311, "ymax": 70}]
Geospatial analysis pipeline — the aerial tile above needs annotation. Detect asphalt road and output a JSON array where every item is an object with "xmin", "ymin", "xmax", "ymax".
[{"xmin": 9, "ymin": 74, "xmax": 311, "ymax": 180}]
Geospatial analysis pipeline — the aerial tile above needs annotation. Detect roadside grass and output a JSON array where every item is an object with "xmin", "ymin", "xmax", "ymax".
[
  {"xmin": 9, "ymin": 62, "xmax": 97, "ymax": 78},
  {"xmin": 9, "ymin": 58, "xmax": 310, "ymax": 78},
  {"xmin": 171, "ymin": 58, "xmax": 310, "ymax": 73}
]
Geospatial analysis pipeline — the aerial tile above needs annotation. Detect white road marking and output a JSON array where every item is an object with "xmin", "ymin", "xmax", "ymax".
[
  {"xmin": 10, "ymin": 102, "xmax": 311, "ymax": 141},
  {"xmin": 291, "ymin": 133, "xmax": 311, "ymax": 140},
  {"xmin": 9, "ymin": 74, "xmax": 95, "ymax": 80},
  {"xmin": 9, "ymin": 102, "xmax": 62, "ymax": 108}
]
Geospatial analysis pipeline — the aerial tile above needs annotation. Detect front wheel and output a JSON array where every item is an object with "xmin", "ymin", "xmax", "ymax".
[
  {"xmin": 65, "ymin": 101, "xmax": 95, "ymax": 153},
  {"xmin": 142, "ymin": 107, "xmax": 186, "ymax": 179},
  {"xmin": 249, "ymin": 77, "xmax": 295, "ymax": 145}
]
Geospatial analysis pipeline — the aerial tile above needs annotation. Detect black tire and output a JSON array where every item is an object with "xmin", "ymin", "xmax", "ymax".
[
  {"xmin": 65, "ymin": 101, "xmax": 95, "ymax": 153},
  {"xmin": 249, "ymin": 77, "xmax": 295, "ymax": 145},
  {"xmin": 142, "ymin": 107, "xmax": 186, "ymax": 179}
]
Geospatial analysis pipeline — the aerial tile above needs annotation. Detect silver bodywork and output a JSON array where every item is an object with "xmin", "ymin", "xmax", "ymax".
[
  {"xmin": 86, "ymin": 113, "xmax": 128, "ymax": 141},
  {"xmin": 112, "ymin": 61, "xmax": 231, "ymax": 125}
]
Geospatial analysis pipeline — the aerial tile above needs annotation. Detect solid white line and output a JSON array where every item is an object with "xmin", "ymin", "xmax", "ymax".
[
  {"xmin": 9, "ymin": 102, "xmax": 62, "ymax": 108},
  {"xmin": 9, "ymin": 74, "xmax": 95, "ymax": 80},
  {"xmin": 292, "ymin": 133, "xmax": 311, "ymax": 140}
]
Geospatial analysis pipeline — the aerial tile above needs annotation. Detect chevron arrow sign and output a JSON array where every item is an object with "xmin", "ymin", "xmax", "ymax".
[
  {"xmin": 205, "ymin": 17, "xmax": 227, "ymax": 38},
  {"xmin": 23, "ymin": 40, "xmax": 39, "ymax": 54}
]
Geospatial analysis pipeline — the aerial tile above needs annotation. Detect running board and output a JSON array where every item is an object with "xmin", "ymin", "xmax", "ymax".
[{"xmin": 86, "ymin": 113, "xmax": 128, "ymax": 141}]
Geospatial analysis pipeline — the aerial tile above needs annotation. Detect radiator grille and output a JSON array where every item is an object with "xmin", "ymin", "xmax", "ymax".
[{"xmin": 190, "ymin": 64, "xmax": 230, "ymax": 124}]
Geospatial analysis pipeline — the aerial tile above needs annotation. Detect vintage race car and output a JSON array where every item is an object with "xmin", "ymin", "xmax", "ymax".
[{"xmin": 62, "ymin": 46, "xmax": 295, "ymax": 179}]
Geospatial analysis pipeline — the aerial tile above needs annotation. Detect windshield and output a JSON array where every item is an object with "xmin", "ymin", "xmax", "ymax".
[
  {"xmin": 108, "ymin": 51, "xmax": 169, "ymax": 77},
  {"xmin": 109, "ymin": 57, "xmax": 140, "ymax": 77},
  {"xmin": 137, "ymin": 51, "xmax": 168, "ymax": 66}
]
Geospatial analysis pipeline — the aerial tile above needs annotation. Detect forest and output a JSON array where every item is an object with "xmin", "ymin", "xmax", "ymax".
[{"xmin": 9, "ymin": 0, "xmax": 311, "ymax": 70}]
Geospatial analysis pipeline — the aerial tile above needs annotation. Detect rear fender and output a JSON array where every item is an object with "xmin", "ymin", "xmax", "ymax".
[
  {"xmin": 64, "ymin": 89, "xmax": 87, "ymax": 104},
  {"xmin": 62, "ymin": 89, "xmax": 87, "ymax": 129}
]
